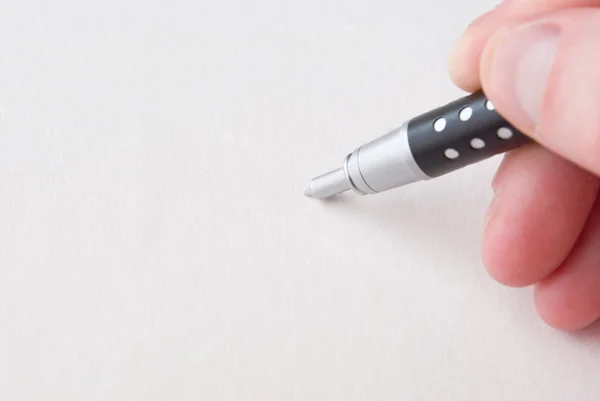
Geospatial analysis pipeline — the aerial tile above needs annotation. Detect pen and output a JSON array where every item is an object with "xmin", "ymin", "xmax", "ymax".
[{"xmin": 304, "ymin": 90, "xmax": 531, "ymax": 199}]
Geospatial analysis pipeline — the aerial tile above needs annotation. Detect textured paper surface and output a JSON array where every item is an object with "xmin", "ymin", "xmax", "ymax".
[{"xmin": 1, "ymin": 0, "xmax": 600, "ymax": 400}]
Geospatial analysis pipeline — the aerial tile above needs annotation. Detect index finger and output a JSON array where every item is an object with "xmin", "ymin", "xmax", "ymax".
[{"xmin": 449, "ymin": 0, "xmax": 600, "ymax": 91}]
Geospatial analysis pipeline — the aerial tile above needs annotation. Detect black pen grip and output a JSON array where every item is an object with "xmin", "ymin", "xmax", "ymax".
[{"xmin": 407, "ymin": 91, "xmax": 531, "ymax": 178}]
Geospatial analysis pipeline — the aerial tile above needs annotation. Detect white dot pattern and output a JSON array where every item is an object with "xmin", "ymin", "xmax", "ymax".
[
  {"xmin": 470, "ymin": 138, "xmax": 485, "ymax": 149},
  {"xmin": 445, "ymin": 148, "xmax": 459, "ymax": 160},
  {"xmin": 434, "ymin": 118, "xmax": 446, "ymax": 132},
  {"xmin": 497, "ymin": 127, "xmax": 513, "ymax": 140},
  {"xmin": 459, "ymin": 107, "xmax": 473, "ymax": 121},
  {"xmin": 433, "ymin": 99, "xmax": 518, "ymax": 161}
]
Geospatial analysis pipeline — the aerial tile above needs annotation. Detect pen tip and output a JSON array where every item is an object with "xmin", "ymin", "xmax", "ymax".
[{"xmin": 303, "ymin": 187, "xmax": 314, "ymax": 197}]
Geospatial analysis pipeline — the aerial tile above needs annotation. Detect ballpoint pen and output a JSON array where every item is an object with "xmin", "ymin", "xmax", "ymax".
[{"xmin": 304, "ymin": 90, "xmax": 531, "ymax": 199}]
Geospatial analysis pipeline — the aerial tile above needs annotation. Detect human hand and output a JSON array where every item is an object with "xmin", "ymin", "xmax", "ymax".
[{"xmin": 449, "ymin": 1, "xmax": 600, "ymax": 331}]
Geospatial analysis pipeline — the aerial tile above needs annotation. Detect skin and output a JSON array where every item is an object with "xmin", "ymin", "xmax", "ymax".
[{"xmin": 449, "ymin": 0, "xmax": 600, "ymax": 331}]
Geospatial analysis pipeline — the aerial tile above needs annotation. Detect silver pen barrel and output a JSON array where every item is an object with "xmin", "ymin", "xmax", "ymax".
[
  {"xmin": 305, "ymin": 121, "xmax": 429, "ymax": 199},
  {"xmin": 304, "ymin": 91, "xmax": 530, "ymax": 200}
]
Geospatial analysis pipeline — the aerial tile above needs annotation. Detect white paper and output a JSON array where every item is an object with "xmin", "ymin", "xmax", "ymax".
[{"xmin": 1, "ymin": 0, "xmax": 600, "ymax": 400}]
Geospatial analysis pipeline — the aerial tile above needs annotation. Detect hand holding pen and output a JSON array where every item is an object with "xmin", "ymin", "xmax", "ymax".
[
  {"xmin": 306, "ymin": 1, "xmax": 600, "ymax": 331},
  {"xmin": 450, "ymin": 2, "xmax": 600, "ymax": 332}
]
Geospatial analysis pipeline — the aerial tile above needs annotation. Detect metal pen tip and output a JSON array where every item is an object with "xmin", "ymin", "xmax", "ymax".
[{"xmin": 303, "ymin": 167, "xmax": 352, "ymax": 199}]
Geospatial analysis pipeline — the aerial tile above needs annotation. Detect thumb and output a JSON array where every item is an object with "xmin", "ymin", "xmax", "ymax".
[{"xmin": 480, "ymin": 8, "xmax": 600, "ymax": 176}]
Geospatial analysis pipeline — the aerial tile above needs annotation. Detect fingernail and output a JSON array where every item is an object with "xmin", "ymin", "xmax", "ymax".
[
  {"xmin": 491, "ymin": 153, "xmax": 510, "ymax": 193},
  {"xmin": 487, "ymin": 23, "xmax": 561, "ymax": 130},
  {"xmin": 484, "ymin": 193, "xmax": 500, "ymax": 227},
  {"xmin": 491, "ymin": 172, "xmax": 499, "ymax": 194}
]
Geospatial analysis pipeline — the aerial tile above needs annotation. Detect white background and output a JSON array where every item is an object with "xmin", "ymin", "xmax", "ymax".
[{"xmin": 1, "ymin": 0, "xmax": 600, "ymax": 399}]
